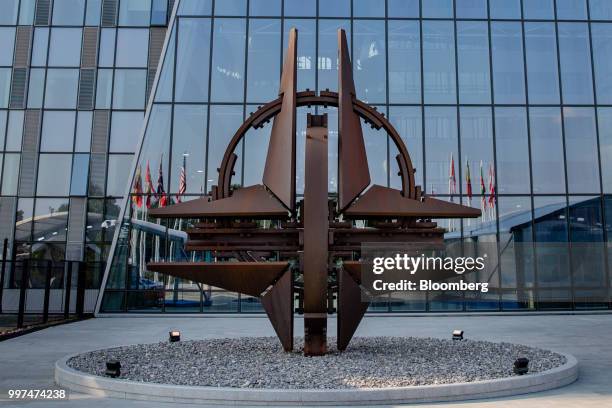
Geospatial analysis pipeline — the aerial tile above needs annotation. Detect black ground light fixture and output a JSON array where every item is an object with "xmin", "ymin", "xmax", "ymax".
[
  {"xmin": 514, "ymin": 358, "xmax": 530, "ymax": 375},
  {"xmin": 105, "ymin": 360, "xmax": 121, "ymax": 378},
  {"xmin": 169, "ymin": 330, "xmax": 181, "ymax": 342},
  {"xmin": 452, "ymin": 330, "xmax": 464, "ymax": 340}
]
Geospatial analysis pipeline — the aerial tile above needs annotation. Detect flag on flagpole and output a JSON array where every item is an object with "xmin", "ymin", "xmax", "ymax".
[
  {"xmin": 488, "ymin": 163, "xmax": 496, "ymax": 217},
  {"xmin": 176, "ymin": 155, "xmax": 187, "ymax": 203},
  {"xmin": 156, "ymin": 156, "xmax": 167, "ymax": 207},
  {"xmin": 132, "ymin": 165, "xmax": 143, "ymax": 208},
  {"xmin": 144, "ymin": 160, "xmax": 154, "ymax": 209},
  {"xmin": 465, "ymin": 158, "xmax": 472, "ymax": 206},
  {"xmin": 448, "ymin": 152, "xmax": 456, "ymax": 198},
  {"xmin": 480, "ymin": 160, "xmax": 486, "ymax": 221}
]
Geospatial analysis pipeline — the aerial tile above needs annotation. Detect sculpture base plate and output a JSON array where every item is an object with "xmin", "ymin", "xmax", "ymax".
[{"xmin": 56, "ymin": 337, "xmax": 577, "ymax": 405}]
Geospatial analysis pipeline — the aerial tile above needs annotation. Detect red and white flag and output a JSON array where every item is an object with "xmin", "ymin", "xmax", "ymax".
[
  {"xmin": 156, "ymin": 157, "xmax": 167, "ymax": 207},
  {"xmin": 448, "ymin": 152, "xmax": 456, "ymax": 198},
  {"xmin": 132, "ymin": 165, "xmax": 143, "ymax": 208},
  {"xmin": 176, "ymin": 155, "xmax": 187, "ymax": 203},
  {"xmin": 144, "ymin": 161, "xmax": 154, "ymax": 209}
]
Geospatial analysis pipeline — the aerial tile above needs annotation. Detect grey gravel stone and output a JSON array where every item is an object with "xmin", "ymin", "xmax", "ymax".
[{"xmin": 67, "ymin": 337, "xmax": 566, "ymax": 389}]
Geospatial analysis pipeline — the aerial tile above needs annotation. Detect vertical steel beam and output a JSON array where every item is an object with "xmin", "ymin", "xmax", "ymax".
[{"xmin": 303, "ymin": 114, "xmax": 329, "ymax": 356}]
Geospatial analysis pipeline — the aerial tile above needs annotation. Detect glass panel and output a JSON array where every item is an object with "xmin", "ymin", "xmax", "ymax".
[
  {"xmin": 75, "ymin": 112, "xmax": 92, "ymax": 152},
  {"xmin": 591, "ymin": 23, "xmax": 612, "ymax": 105},
  {"xmin": 96, "ymin": 69, "xmax": 113, "ymax": 109},
  {"xmin": 489, "ymin": 0, "xmax": 521, "ymax": 19},
  {"xmin": 41, "ymin": 111, "xmax": 76, "ymax": 152},
  {"xmin": 523, "ymin": 0, "xmax": 554, "ymax": 19},
  {"xmin": 178, "ymin": 0, "xmax": 212, "ymax": 15},
  {"xmin": 456, "ymin": 0, "xmax": 487, "ymax": 18},
  {"xmin": 243, "ymin": 104, "xmax": 270, "ymax": 187},
  {"xmin": 564, "ymin": 107, "xmax": 600, "ymax": 194},
  {"xmin": 33, "ymin": 198, "xmax": 69, "ymax": 242},
  {"xmin": 247, "ymin": 19, "xmax": 280, "ymax": 103},
  {"xmin": 0, "ymin": 111, "xmax": 5, "ymax": 148},
  {"xmin": 491, "ymin": 22, "xmax": 525, "ymax": 104},
  {"xmin": 37, "ymin": 154, "xmax": 72, "ymax": 196},
  {"xmin": 49, "ymin": 28, "xmax": 82, "ymax": 67},
  {"xmin": 422, "ymin": 0, "xmax": 454, "ymax": 18},
  {"xmin": 52, "ymin": 0, "xmax": 85, "ymax": 25},
  {"xmin": 525, "ymin": 23, "xmax": 560, "ymax": 104},
  {"xmin": 99, "ymin": 29, "xmax": 116, "ymax": 67},
  {"xmin": 137, "ymin": 105, "xmax": 171, "ymax": 193},
  {"xmin": 320, "ymin": 0, "xmax": 350, "ymax": 17},
  {"xmin": 460, "ymin": 107, "xmax": 494, "ymax": 204},
  {"xmin": 210, "ymin": 19, "xmax": 246, "ymax": 102},
  {"xmin": 423, "ymin": 21, "xmax": 456, "ymax": 104},
  {"xmin": 0, "ymin": 28, "xmax": 15, "ymax": 66},
  {"xmin": 18, "ymin": 0, "xmax": 36, "ymax": 25},
  {"xmin": 6, "ymin": 111, "xmax": 24, "ymax": 151},
  {"xmin": 250, "ymin": 0, "xmax": 281, "ymax": 16},
  {"xmin": 86, "ymin": 0, "xmax": 102, "ymax": 25},
  {"xmin": 353, "ymin": 20, "xmax": 386, "ymax": 104},
  {"xmin": 556, "ymin": 0, "xmax": 587, "ymax": 19},
  {"xmin": 0, "ymin": 0, "xmax": 19, "ymax": 24},
  {"xmin": 207, "ymin": 105, "xmax": 243, "ymax": 190},
  {"xmin": 529, "ymin": 107, "xmax": 565, "ymax": 194},
  {"xmin": 175, "ymin": 18, "xmax": 211, "ymax": 102},
  {"xmin": 284, "ymin": 19, "xmax": 315, "ymax": 92},
  {"xmin": 388, "ymin": 20, "xmax": 420, "ymax": 104},
  {"xmin": 215, "ymin": 0, "xmax": 246, "ymax": 16},
  {"xmin": 457, "ymin": 21, "xmax": 491, "ymax": 104},
  {"xmin": 597, "ymin": 108, "xmax": 612, "ymax": 193},
  {"xmin": 171, "ymin": 105, "xmax": 207, "ymax": 194},
  {"xmin": 116, "ymin": 29, "xmax": 149, "ymax": 67},
  {"xmin": 363, "ymin": 106, "xmax": 387, "ymax": 185},
  {"xmin": 498, "ymin": 196, "xmax": 534, "ymax": 288},
  {"xmin": 589, "ymin": 0, "xmax": 612, "ymax": 20},
  {"xmin": 110, "ymin": 111, "xmax": 144, "ymax": 152},
  {"xmin": 27, "ymin": 68, "xmax": 45, "ymax": 108},
  {"xmin": 354, "ymin": 0, "xmax": 385, "ymax": 18},
  {"xmin": 284, "ymin": 0, "xmax": 316, "ymax": 16},
  {"xmin": 15, "ymin": 198, "xmax": 33, "ymax": 242},
  {"xmin": 1, "ymin": 153, "xmax": 20, "ymax": 195},
  {"xmin": 318, "ymin": 20, "xmax": 350, "ymax": 94},
  {"xmin": 0, "ymin": 69, "xmax": 9, "ymax": 108},
  {"xmin": 558, "ymin": 23, "xmax": 594, "ymax": 105},
  {"xmin": 495, "ymin": 107, "xmax": 530, "ymax": 194},
  {"xmin": 44, "ymin": 69, "xmax": 79, "ymax": 108},
  {"xmin": 70, "ymin": 153, "xmax": 89, "ymax": 195},
  {"xmin": 31, "ymin": 28, "xmax": 49, "ymax": 66},
  {"xmin": 151, "ymin": 0, "xmax": 168, "ymax": 24},
  {"xmin": 119, "ymin": 0, "xmax": 151, "ymax": 26},
  {"xmin": 569, "ymin": 196, "xmax": 605, "ymax": 287},
  {"xmin": 107, "ymin": 154, "xmax": 134, "ymax": 196},
  {"xmin": 425, "ymin": 107, "xmax": 458, "ymax": 196},
  {"xmin": 388, "ymin": 0, "xmax": 419, "ymax": 17},
  {"xmin": 113, "ymin": 69, "xmax": 147, "ymax": 109},
  {"xmin": 154, "ymin": 27, "xmax": 175, "ymax": 102}
]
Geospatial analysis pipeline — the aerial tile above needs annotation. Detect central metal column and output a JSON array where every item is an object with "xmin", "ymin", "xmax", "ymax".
[{"xmin": 303, "ymin": 113, "xmax": 329, "ymax": 356}]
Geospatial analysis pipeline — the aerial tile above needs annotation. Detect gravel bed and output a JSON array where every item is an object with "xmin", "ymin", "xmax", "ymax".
[{"xmin": 67, "ymin": 337, "xmax": 566, "ymax": 389}]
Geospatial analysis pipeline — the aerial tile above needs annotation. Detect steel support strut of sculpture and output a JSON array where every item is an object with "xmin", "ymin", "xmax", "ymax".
[{"xmin": 147, "ymin": 28, "xmax": 480, "ymax": 356}]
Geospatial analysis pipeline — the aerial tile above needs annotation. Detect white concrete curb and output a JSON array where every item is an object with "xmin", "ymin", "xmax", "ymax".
[{"xmin": 55, "ymin": 352, "xmax": 578, "ymax": 406}]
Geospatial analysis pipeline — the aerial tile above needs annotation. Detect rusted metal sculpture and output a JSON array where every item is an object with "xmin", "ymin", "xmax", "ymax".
[{"xmin": 148, "ymin": 28, "xmax": 479, "ymax": 356}]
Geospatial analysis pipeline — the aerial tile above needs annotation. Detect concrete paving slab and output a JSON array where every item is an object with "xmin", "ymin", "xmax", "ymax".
[{"xmin": 0, "ymin": 314, "xmax": 611, "ymax": 407}]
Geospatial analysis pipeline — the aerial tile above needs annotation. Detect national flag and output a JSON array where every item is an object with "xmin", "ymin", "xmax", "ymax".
[
  {"xmin": 480, "ymin": 161, "xmax": 486, "ymax": 220},
  {"xmin": 448, "ymin": 152, "xmax": 456, "ymax": 198},
  {"xmin": 144, "ymin": 161, "xmax": 154, "ymax": 209},
  {"xmin": 156, "ymin": 158, "xmax": 167, "ymax": 207},
  {"xmin": 176, "ymin": 155, "xmax": 187, "ymax": 203},
  {"xmin": 132, "ymin": 165, "xmax": 143, "ymax": 208},
  {"xmin": 488, "ymin": 163, "xmax": 496, "ymax": 208},
  {"xmin": 465, "ymin": 158, "xmax": 472, "ymax": 205}
]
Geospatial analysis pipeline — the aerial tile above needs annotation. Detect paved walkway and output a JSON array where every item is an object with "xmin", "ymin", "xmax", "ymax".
[{"xmin": 0, "ymin": 314, "xmax": 610, "ymax": 407}]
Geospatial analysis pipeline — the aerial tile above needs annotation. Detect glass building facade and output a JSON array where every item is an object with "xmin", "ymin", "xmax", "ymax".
[{"xmin": 1, "ymin": 0, "xmax": 611, "ymax": 314}]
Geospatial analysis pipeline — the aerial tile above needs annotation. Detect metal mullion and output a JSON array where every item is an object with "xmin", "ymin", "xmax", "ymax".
[
  {"xmin": 241, "ymin": 3, "xmax": 250, "ymax": 190},
  {"xmin": 553, "ymin": 13, "xmax": 575, "ymax": 308},
  {"xmin": 419, "ymin": 0, "xmax": 426, "ymax": 197},
  {"xmin": 487, "ymin": 0, "xmax": 503, "ymax": 309},
  {"xmin": 585, "ymin": 0, "xmax": 611, "ymax": 307},
  {"xmin": 204, "ymin": 3, "xmax": 215, "ymax": 194}
]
